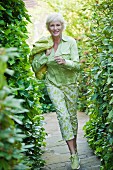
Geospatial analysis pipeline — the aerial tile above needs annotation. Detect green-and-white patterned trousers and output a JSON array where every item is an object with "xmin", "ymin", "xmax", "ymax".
[{"xmin": 46, "ymin": 82, "xmax": 78, "ymax": 141}]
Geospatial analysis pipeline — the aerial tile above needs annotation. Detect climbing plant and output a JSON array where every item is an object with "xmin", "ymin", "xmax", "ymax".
[
  {"xmin": 83, "ymin": 0, "xmax": 113, "ymax": 169},
  {"xmin": 0, "ymin": 48, "xmax": 29, "ymax": 170},
  {"xmin": 0, "ymin": 0, "xmax": 46, "ymax": 169}
]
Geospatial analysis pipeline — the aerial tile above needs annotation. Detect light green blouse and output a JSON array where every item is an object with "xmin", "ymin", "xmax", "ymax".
[{"xmin": 32, "ymin": 35, "xmax": 80, "ymax": 86}]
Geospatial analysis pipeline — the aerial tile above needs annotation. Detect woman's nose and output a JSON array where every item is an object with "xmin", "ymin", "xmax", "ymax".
[{"xmin": 54, "ymin": 25, "xmax": 57, "ymax": 30}]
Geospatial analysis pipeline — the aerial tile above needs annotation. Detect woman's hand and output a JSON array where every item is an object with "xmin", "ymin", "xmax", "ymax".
[
  {"xmin": 46, "ymin": 48, "xmax": 52, "ymax": 56},
  {"xmin": 54, "ymin": 56, "xmax": 66, "ymax": 65}
]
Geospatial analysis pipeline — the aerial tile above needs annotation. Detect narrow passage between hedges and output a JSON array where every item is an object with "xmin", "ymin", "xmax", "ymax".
[{"xmin": 42, "ymin": 112, "xmax": 100, "ymax": 170}]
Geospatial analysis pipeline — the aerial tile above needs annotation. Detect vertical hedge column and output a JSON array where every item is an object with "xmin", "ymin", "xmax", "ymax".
[
  {"xmin": 0, "ymin": 0, "xmax": 46, "ymax": 169},
  {"xmin": 84, "ymin": 1, "xmax": 113, "ymax": 169}
]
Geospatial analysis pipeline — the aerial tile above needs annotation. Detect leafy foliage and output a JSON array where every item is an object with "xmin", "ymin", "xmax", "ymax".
[
  {"xmin": 0, "ymin": 0, "xmax": 46, "ymax": 169},
  {"xmin": 83, "ymin": 0, "xmax": 113, "ymax": 169},
  {"xmin": 0, "ymin": 48, "xmax": 29, "ymax": 170}
]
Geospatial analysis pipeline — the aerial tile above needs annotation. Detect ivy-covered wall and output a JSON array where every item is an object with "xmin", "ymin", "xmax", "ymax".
[
  {"xmin": 84, "ymin": 1, "xmax": 113, "ymax": 169},
  {"xmin": 0, "ymin": 0, "xmax": 46, "ymax": 169},
  {"xmin": 0, "ymin": 48, "xmax": 29, "ymax": 170}
]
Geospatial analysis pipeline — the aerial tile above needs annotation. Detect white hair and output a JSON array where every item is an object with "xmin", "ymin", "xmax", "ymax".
[{"xmin": 46, "ymin": 12, "xmax": 66, "ymax": 30}]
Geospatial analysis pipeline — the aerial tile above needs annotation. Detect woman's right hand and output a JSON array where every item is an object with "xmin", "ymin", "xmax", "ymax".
[{"xmin": 46, "ymin": 48, "xmax": 52, "ymax": 56}]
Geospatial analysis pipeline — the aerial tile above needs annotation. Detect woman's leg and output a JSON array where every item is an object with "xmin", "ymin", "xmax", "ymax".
[
  {"xmin": 47, "ymin": 83, "xmax": 80, "ymax": 169},
  {"xmin": 46, "ymin": 83, "xmax": 75, "ymax": 141},
  {"xmin": 67, "ymin": 136, "xmax": 80, "ymax": 170},
  {"xmin": 66, "ymin": 136, "xmax": 77, "ymax": 155},
  {"xmin": 61, "ymin": 84, "xmax": 78, "ymax": 154}
]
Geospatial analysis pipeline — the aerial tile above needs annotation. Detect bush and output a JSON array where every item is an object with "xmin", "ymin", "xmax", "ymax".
[
  {"xmin": 83, "ymin": 1, "xmax": 113, "ymax": 169},
  {"xmin": 0, "ymin": 48, "xmax": 29, "ymax": 170},
  {"xmin": 0, "ymin": 1, "xmax": 46, "ymax": 169}
]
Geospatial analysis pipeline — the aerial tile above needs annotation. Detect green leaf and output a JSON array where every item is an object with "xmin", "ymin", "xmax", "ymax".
[
  {"xmin": 5, "ymin": 68, "xmax": 14, "ymax": 75},
  {"xmin": 108, "ymin": 110, "xmax": 113, "ymax": 119},
  {"xmin": 0, "ymin": 5, "xmax": 5, "ymax": 10},
  {"xmin": 3, "ymin": 95, "xmax": 24, "ymax": 108},
  {"xmin": 102, "ymin": 39, "xmax": 109, "ymax": 45},
  {"xmin": 0, "ymin": 142, "xmax": 4, "ymax": 147},
  {"xmin": 0, "ymin": 160, "xmax": 11, "ymax": 170},
  {"xmin": 9, "ymin": 115, "xmax": 23, "ymax": 125},
  {"xmin": 109, "ymin": 98, "xmax": 113, "ymax": 104},
  {"xmin": 107, "ymin": 77, "xmax": 112, "ymax": 85}
]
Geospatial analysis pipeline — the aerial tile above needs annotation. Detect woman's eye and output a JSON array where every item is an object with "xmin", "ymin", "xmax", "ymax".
[
  {"xmin": 50, "ymin": 24, "xmax": 61, "ymax": 27},
  {"xmin": 50, "ymin": 24, "xmax": 54, "ymax": 27}
]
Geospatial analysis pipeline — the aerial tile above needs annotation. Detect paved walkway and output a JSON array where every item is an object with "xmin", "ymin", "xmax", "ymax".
[{"xmin": 42, "ymin": 112, "xmax": 100, "ymax": 170}]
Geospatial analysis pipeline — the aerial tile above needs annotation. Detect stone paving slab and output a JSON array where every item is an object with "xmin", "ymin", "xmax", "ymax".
[{"xmin": 42, "ymin": 112, "xmax": 100, "ymax": 170}]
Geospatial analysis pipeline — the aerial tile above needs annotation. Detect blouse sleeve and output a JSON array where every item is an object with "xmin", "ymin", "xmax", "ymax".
[{"xmin": 63, "ymin": 39, "xmax": 80, "ymax": 71}]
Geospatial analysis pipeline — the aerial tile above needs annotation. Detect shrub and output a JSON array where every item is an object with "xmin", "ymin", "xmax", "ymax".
[
  {"xmin": 83, "ymin": 1, "xmax": 113, "ymax": 169},
  {"xmin": 0, "ymin": 1, "xmax": 46, "ymax": 169},
  {"xmin": 0, "ymin": 48, "xmax": 29, "ymax": 170}
]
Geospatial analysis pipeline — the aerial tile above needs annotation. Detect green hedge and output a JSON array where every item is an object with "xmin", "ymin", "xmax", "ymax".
[
  {"xmin": 83, "ymin": 1, "xmax": 113, "ymax": 169},
  {"xmin": 0, "ymin": 48, "xmax": 29, "ymax": 170},
  {"xmin": 0, "ymin": 1, "xmax": 46, "ymax": 169}
]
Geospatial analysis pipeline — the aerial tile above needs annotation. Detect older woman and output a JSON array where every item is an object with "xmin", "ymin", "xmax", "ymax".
[{"xmin": 32, "ymin": 13, "xmax": 80, "ymax": 169}]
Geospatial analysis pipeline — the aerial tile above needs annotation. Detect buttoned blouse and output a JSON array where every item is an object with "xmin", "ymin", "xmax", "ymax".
[{"xmin": 32, "ymin": 35, "xmax": 80, "ymax": 86}]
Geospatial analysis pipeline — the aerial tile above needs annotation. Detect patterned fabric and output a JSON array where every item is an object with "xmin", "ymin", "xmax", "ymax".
[{"xmin": 46, "ymin": 81, "xmax": 78, "ymax": 141}]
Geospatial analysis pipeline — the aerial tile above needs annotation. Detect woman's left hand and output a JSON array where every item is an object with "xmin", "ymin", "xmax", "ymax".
[{"xmin": 54, "ymin": 56, "xmax": 66, "ymax": 65}]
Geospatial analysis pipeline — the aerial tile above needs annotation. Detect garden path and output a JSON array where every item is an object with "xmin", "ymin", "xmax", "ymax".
[{"xmin": 42, "ymin": 112, "xmax": 100, "ymax": 170}]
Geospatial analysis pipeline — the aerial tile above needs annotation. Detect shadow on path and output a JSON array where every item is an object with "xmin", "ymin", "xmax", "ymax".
[{"xmin": 42, "ymin": 112, "xmax": 100, "ymax": 170}]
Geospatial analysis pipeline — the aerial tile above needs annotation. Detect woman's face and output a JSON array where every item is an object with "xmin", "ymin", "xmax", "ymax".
[{"xmin": 48, "ymin": 21, "xmax": 63, "ymax": 37}]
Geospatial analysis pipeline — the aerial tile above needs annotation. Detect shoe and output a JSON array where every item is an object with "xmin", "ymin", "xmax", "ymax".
[{"xmin": 70, "ymin": 153, "xmax": 80, "ymax": 169}]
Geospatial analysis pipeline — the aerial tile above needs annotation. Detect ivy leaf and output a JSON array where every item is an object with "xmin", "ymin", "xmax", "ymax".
[
  {"xmin": 102, "ymin": 39, "xmax": 109, "ymax": 45},
  {"xmin": 5, "ymin": 68, "xmax": 14, "ymax": 76},
  {"xmin": 108, "ymin": 110, "xmax": 113, "ymax": 119},
  {"xmin": 9, "ymin": 115, "xmax": 23, "ymax": 125},
  {"xmin": 0, "ymin": 5, "xmax": 5, "ymax": 10},
  {"xmin": 107, "ymin": 77, "xmax": 112, "ymax": 85},
  {"xmin": 3, "ymin": 95, "xmax": 24, "ymax": 108},
  {"xmin": 109, "ymin": 97, "xmax": 113, "ymax": 104}
]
